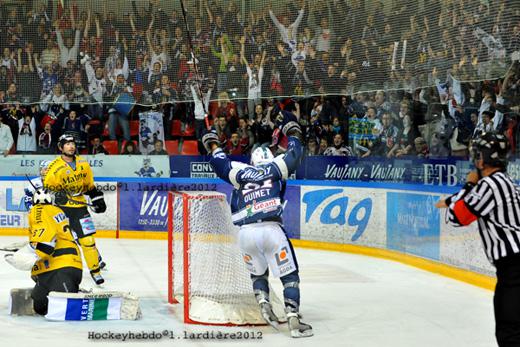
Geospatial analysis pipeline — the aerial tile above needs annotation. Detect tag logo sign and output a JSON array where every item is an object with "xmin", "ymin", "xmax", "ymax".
[{"xmin": 302, "ymin": 188, "xmax": 372, "ymax": 242}]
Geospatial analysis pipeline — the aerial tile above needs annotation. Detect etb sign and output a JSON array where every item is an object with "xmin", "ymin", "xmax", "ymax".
[{"xmin": 190, "ymin": 162, "xmax": 216, "ymax": 178}]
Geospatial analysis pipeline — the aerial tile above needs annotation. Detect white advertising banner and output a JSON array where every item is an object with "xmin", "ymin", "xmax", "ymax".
[
  {"xmin": 299, "ymin": 185, "xmax": 495, "ymax": 276},
  {"xmin": 440, "ymin": 216, "xmax": 495, "ymax": 276},
  {"xmin": 0, "ymin": 155, "xmax": 169, "ymax": 178},
  {"xmin": 0, "ymin": 181, "xmax": 117, "ymax": 232},
  {"xmin": 299, "ymin": 185, "xmax": 387, "ymax": 248}
]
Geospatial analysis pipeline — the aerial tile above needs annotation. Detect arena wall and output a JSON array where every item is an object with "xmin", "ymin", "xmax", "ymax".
[{"xmin": 0, "ymin": 174, "xmax": 496, "ymax": 290}]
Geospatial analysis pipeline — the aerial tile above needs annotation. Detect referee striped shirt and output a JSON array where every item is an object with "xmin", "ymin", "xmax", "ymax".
[{"xmin": 447, "ymin": 171, "xmax": 520, "ymax": 264}]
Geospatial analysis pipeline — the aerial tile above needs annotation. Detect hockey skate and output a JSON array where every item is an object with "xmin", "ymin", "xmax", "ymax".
[
  {"xmin": 259, "ymin": 301, "xmax": 280, "ymax": 330},
  {"xmin": 286, "ymin": 310, "xmax": 313, "ymax": 338},
  {"xmin": 99, "ymin": 255, "xmax": 106, "ymax": 270},
  {"xmin": 91, "ymin": 271, "xmax": 104, "ymax": 285}
]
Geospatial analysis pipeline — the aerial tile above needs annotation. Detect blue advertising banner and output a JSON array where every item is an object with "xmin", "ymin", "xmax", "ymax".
[
  {"xmin": 298, "ymin": 156, "xmax": 474, "ymax": 186},
  {"xmin": 118, "ymin": 179, "xmax": 300, "ymax": 237},
  {"xmin": 169, "ymin": 155, "xmax": 500, "ymax": 187},
  {"xmin": 386, "ymin": 192, "xmax": 440, "ymax": 260}
]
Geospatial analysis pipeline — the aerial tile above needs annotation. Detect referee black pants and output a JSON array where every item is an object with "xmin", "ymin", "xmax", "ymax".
[{"xmin": 495, "ymin": 255, "xmax": 520, "ymax": 346}]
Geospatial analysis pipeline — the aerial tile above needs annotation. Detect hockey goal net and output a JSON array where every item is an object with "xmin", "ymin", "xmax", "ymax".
[{"xmin": 167, "ymin": 191, "xmax": 285, "ymax": 325}]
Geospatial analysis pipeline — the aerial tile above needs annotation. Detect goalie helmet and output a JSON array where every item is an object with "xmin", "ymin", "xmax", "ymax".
[
  {"xmin": 33, "ymin": 189, "xmax": 53, "ymax": 205},
  {"xmin": 470, "ymin": 132, "xmax": 509, "ymax": 169},
  {"xmin": 251, "ymin": 146, "xmax": 274, "ymax": 166}
]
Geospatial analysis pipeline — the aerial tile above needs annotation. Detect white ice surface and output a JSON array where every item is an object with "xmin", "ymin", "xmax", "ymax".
[{"xmin": 0, "ymin": 237, "xmax": 496, "ymax": 347}]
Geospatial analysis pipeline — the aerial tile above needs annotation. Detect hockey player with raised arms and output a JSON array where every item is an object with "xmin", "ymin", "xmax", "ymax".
[{"xmin": 202, "ymin": 111, "xmax": 313, "ymax": 338}]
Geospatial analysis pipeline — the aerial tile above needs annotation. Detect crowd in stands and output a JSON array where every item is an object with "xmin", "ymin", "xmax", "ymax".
[{"xmin": 0, "ymin": 0, "xmax": 518, "ymax": 158}]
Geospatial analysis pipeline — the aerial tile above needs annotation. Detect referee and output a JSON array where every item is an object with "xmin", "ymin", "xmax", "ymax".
[{"xmin": 435, "ymin": 132, "xmax": 520, "ymax": 346}]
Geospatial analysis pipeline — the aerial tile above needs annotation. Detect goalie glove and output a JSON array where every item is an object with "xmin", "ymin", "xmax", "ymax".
[
  {"xmin": 53, "ymin": 191, "xmax": 68, "ymax": 206},
  {"xmin": 5, "ymin": 244, "xmax": 39, "ymax": 271},
  {"xmin": 202, "ymin": 131, "xmax": 221, "ymax": 153},
  {"xmin": 86, "ymin": 188, "xmax": 106, "ymax": 213}
]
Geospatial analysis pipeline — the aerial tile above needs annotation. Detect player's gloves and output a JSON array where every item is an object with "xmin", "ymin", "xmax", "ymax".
[
  {"xmin": 86, "ymin": 188, "xmax": 106, "ymax": 213},
  {"xmin": 54, "ymin": 191, "xmax": 68, "ymax": 206},
  {"xmin": 282, "ymin": 121, "xmax": 302, "ymax": 138},
  {"xmin": 275, "ymin": 110, "xmax": 298, "ymax": 129},
  {"xmin": 202, "ymin": 131, "xmax": 221, "ymax": 153},
  {"xmin": 4, "ymin": 244, "xmax": 39, "ymax": 271}
]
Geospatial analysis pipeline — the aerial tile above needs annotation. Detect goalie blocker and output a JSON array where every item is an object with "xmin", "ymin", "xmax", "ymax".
[{"xmin": 9, "ymin": 289, "xmax": 141, "ymax": 321}]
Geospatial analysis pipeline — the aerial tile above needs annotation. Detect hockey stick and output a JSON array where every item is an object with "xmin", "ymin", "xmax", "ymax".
[
  {"xmin": 0, "ymin": 243, "xmax": 25, "ymax": 252},
  {"xmin": 179, "ymin": 0, "xmax": 211, "ymax": 130}
]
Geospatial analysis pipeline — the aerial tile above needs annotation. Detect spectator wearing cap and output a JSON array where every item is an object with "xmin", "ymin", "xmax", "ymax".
[{"xmin": 0, "ymin": 115, "xmax": 14, "ymax": 156}]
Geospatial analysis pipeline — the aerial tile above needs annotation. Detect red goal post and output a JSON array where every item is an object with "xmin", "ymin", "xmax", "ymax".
[{"xmin": 167, "ymin": 191, "xmax": 285, "ymax": 326}]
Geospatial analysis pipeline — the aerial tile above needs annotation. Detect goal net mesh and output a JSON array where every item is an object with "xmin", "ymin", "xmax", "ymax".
[
  {"xmin": 168, "ymin": 191, "xmax": 285, "ymax": 325},
  {"xmin": 4, "ymin": 0, "xmax": 515, "ymax": 107}
]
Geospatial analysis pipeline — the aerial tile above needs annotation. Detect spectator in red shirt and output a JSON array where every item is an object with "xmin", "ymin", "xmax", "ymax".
[{"xmin": 225, "ymin": 132, "xmax": 247, "ymax": 155}]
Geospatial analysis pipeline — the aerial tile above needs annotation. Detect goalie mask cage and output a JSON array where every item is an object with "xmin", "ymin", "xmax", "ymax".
[{"xmin": 167, "ymin": 191, "xmax": 285, "ymax": 326}]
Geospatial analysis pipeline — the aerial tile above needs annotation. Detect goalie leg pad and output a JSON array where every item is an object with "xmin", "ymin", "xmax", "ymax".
[
  {"xmin": 31, "ymin": 267, "xmax": 83, "ymax": 315},
  {"xmin": 45, "ymin": 291, "xmax": 141, "ymax": 321},
  {"xmin": 9, "ymin": 288, "xmax": 36, "ymax": 316}
]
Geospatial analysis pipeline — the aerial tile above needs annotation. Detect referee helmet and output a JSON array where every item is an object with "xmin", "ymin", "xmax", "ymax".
[{"xmin": 470, "ymin": 132, "xmax": 509, "ymax": 169}]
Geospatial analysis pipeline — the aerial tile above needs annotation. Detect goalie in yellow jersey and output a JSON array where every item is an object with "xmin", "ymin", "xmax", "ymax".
[
  {"xmin": 44, "ymin": 134, "xmax": 107, "ymax": 285},
  {"xmin": 5, "ymin": 189, "xmax": 82, "ymax": 315}
]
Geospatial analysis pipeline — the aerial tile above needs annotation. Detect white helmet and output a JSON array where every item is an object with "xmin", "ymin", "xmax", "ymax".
[
  {"xmin": 251, "ymin": 147, "xmax": 274, "ymax": 166},
  {"xmin": 33, "ymin": 189, "xmax": 53, "ymax": 205}
]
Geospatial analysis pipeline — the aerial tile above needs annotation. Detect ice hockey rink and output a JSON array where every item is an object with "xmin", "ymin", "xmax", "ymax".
[{"xmin": 0, "ymin": 236, "xmax": 495, "ymax": 347}]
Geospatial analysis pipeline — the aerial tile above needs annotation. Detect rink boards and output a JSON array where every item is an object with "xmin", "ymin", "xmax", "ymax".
[{"xmin": 0, "ymin": 177, "xmax": 495, "ymax": 287}]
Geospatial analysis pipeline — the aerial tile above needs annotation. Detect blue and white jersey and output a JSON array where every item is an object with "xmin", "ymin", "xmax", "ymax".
[
  {"xmin": 210, "ymin": 136, "xmax": 303, "ymax": 226},
  {"xmin": 24, "ymin": 177, "xmax": 43, "ymax": 210}
]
